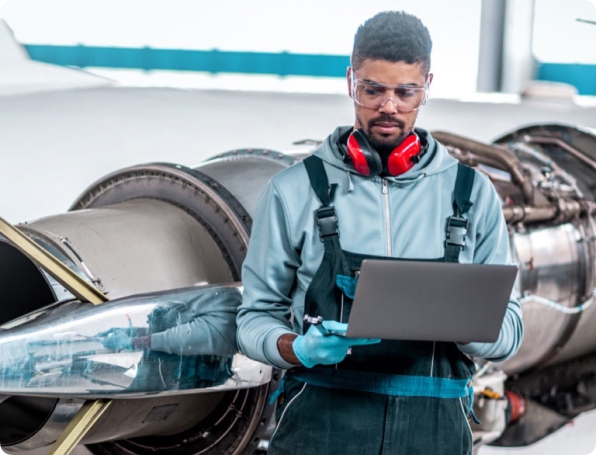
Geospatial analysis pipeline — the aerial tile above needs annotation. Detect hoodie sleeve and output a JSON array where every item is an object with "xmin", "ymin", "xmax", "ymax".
[
  {"xmin": 236, "ymin": 178, "xmax": 300, "ymax": 369},
  {"xmin": 150, "ymin": 287, "xmax": 241, "ymax": 357},
  {"xmin": 456, "ymin": 173, "xmax": 524, "ymax": 362}
]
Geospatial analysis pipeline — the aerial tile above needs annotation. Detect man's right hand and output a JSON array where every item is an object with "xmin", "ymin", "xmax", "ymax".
[{"xmin": 286, "ymin": 321, "xmax": 380, "ymax": 368}]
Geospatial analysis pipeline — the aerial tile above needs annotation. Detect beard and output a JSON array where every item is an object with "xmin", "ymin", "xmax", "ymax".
[{"xmin": 358, "ymin": 114, "xmax": 410, "ymax": 155}]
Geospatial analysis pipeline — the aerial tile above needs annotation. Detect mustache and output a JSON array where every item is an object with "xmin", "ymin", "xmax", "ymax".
[{"xmin": 368, "ymin": 116, "xmax": 406, "ymax": 129}]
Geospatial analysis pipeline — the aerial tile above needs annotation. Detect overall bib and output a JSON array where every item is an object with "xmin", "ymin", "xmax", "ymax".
[{"xmin": 269, "ymin": 156, "xmax": 478, "ymax": 455}]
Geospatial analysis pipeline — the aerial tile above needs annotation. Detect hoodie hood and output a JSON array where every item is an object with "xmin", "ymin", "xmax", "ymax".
[{"xmin": 313, "ymin": 125, "xmax": 459, "ymax": 183}]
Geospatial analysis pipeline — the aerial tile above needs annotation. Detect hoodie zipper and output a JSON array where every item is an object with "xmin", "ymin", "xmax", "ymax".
[{"xmin": 382, "ymin": 179, "xmax": 391, "ymax": 256}]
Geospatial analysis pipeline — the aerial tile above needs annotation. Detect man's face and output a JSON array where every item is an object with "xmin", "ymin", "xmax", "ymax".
[{"xmin": 348, "ymin": 59, "xmax": 432, "ymax": 155}]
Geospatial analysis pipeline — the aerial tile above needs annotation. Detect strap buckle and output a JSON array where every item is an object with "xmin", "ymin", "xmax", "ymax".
[
  {"xmin": 445, "ymin": 215, "xmax": 468, "ymax": 250},
  {"xmin": 315, "ymin": 207, "xmax": 339, "ymax": 240}
]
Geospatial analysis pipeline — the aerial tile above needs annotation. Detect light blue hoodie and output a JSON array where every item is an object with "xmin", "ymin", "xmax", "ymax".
[{"xmin": 237, "ymin": 126, "xmax": 523, "ymax": 370}]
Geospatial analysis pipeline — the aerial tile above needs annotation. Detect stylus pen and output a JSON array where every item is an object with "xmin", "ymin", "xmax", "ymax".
[
  {"xmin": 304, "ymin": 314, "xmax": 344, "ymax": 337},
  {"xmin": 303, "ymin": 314, "xmax": 333, "ymax": 336}
]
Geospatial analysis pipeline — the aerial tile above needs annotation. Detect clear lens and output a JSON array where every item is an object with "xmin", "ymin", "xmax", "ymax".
[{"xmin": 352, "ymin": 78, "xmax": 428, "ymax": 112}]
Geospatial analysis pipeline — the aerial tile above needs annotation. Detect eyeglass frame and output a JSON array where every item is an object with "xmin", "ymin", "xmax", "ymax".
[{"xmin": 348, "ymin": 67, "xmax": 431, "ymax": 113}]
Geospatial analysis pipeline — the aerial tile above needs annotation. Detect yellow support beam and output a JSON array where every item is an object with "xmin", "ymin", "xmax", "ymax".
[
  {"xmin": 48, "ymin": 400, "xmax": 113, "ymax": 455},
  {"xmin": 0, "ymin": 216, "xmax": 112, "ymax": 454}
]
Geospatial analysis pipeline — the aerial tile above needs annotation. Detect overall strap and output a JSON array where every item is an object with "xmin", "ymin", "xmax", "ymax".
[
  {"xmin": 303, "ymin": 156, "xmax": 340, "ymax": 247},
  {"xmin": 444, "ymin": 163, "xmax": 475, "ymax": 263}
]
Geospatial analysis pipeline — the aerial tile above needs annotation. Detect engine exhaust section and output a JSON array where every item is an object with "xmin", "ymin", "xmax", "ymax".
[{"xmin": 0, "ymin": 125, "xmax": 595, "ymax": 453}]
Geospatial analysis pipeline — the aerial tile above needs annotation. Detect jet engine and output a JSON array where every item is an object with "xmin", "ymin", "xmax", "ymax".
[
  {"xmin": 434, "ymin": 123, "xmax": 596, "ymax": 448},
  {"xmin": 0, "ymin": 149, "xmax": 301, "ymax": 455},
  {"xmin": 0, "ymin": 124, "xmax": 595, "ymax": 454}
]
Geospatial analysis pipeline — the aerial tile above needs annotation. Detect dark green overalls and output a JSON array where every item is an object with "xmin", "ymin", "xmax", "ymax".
[{"xmin": 269, "ymin": 156, "xmax": 478, "ymax": 455}]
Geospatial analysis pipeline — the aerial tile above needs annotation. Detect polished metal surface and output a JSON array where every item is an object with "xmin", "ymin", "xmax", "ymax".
[
  {"xmin": 489, "ymin": 125, "xmax": 596, "ymax": 373},
  {"xmin": 68, "ymin": 163, "xmax": 253, "ymax": 281},
  {"xmin": 28, "ymin": 199, "xmax": 234, "ymax": 299},
  {"xmin": 8, "ymin": 399, "xmax": 85, "ymax": 452},
  {"xmin": 198, "ymin": 149, "xmax": 301, "ymax": 218},
  {"xmin": 437, "ymin": 124, "xmax": 596, "ymax": 374},
  {"xmin": 0, "ymin": 284, "xmax": 271, "ymax": 398},
  {"xmin": 503, "ymin": 223, "xmax": 587, "ymax": 372},
  {"xmin": 1, "ymin": 150, "xmax": 294, "ymax": 453}
]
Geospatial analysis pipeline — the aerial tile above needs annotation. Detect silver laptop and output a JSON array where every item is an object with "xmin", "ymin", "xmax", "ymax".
[{"xmin": 345, "ymin": 259, "xmax": 518, "ymax": 343}]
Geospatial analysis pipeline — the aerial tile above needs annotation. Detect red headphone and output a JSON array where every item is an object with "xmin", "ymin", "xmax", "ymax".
[{"xmin": 346, "ymin": 129, "xmax": 422, "ymax": 177}]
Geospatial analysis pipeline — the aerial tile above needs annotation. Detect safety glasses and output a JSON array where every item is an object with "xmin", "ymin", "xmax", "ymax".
[{"xmin": 350, "ymin": 71, "xmax": 430, "ymax": 113}]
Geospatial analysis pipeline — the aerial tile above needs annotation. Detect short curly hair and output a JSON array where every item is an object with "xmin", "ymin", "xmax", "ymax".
[{"xmin": 351, "ymin": 11, "xmax": 432, "ymax": 74}]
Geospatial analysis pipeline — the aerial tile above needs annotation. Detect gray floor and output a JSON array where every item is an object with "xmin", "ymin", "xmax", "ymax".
[{"xmin": 480, "ymin": 409, "xmax": 596, "ymax": 454}]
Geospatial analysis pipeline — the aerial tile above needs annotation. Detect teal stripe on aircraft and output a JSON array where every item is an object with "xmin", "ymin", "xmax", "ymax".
[
  {"xmin": 537, "ymin": 63, "xmax": 596, "ymax": 96},
  {"xmin": 23, "ymin": 44, "xmax": 596, "ymax": 95},
  {"xmin": 23, "ymin": 44, "xmax": 350, "ymax": 78}
]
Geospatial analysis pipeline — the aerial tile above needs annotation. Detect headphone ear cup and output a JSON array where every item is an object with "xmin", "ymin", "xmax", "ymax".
[
  {"xmin": 347, "ymin": 130, "xmax": 382, "ymax": 176},
  {"xmin": 387, "ymin": 133, "xmax": 422, "ymax": 176}
]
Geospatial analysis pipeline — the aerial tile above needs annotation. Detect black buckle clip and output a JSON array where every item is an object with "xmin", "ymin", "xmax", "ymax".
[
  {"xmin": 315, "ymin": 207, "xmax": 339, "ymax": 240},
  {"xmin": 445, "ymin": 215, "xmax": 468, "ymax": 249}
]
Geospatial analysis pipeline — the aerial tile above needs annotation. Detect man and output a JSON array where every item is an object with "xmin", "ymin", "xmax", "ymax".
[{"xmin": 237, "ymin": 10, "xmax": 523, "ymax": 455}]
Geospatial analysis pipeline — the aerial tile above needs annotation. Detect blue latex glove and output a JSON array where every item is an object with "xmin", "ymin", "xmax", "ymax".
[
  {"xmin": 293, "ymin": 321, "xmax": 381, "ymax": 368},
  {"xmin": 97, "ymin": 328, "xmax": 135, "ymax": 351}
]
